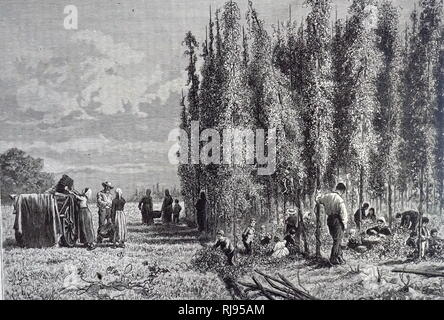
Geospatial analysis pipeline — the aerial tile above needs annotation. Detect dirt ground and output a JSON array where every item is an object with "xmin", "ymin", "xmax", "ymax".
[{"xmin": 1, "ymin": 202, "xmax": 444, "ymax": 300}]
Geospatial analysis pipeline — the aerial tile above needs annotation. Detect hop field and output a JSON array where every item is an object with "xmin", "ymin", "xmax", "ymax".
[{"xmin": 1, "ymin": 202, "xmax": 444, "ymax": 300}]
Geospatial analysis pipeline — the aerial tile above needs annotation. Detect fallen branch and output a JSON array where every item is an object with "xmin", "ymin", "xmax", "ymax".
[
  {"xmin": 255, "ymin": 269, "xmax": 310, "ymax": 300},
  {"xmin": 392, "ymin": 268, "xmax": 444, "ymax": 278},
  {"xmin": 237, "ymin": 270, "xmax": 318, "ymax": 300}
]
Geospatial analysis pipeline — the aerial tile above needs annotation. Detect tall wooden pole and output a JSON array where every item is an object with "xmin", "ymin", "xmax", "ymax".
[{"xmin": 418, "ymin": 168, "xmax": 425, "ymax": 259}]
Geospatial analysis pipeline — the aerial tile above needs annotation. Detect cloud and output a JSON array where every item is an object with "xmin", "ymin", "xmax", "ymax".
[
  {"xmin": 146, "ymin": 76, "xmax": 185, "ymax": 104},
  {"xmin": 6, "ymin": 30, "xmax": 184, "ymax": 124},
  {"xmin": 72, "ymin": 30, "xmax": 145, "ymax": 66},
  {"xmin": 16, "ymin": 78, "xmax": 87, "ymax": 122},
  {"xmin": 79, "ymin": 73, "xmax": 150, "ymax": 115},
  {"xmin": 64, "ymin": 163, "xmax": 174, "ymax": 175},
  {"xmin": 41, "ymin": 156, "xmax": 175, "ymax": 175},
  {"xmin": 0, "ymin": 136, "xmax": 177, "ymax": 177},
  {"xmin": 0, "ymin": 136, "xmax": 172, "ymax": 156}
]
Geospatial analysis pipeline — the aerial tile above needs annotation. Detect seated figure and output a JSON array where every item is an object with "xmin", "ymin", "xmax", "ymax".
[{"xmin": 366, "ymin": 217, "xmax": 392, "ymax": 237}]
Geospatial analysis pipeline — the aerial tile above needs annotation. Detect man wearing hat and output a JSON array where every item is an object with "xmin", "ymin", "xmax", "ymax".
[
  {"xmin": 97, "ymin": 181, "xmax": 114, "ymax": 229},
  {"xmin": 285, "ymin": 208, "xmax": 299, "ymax": 234}
]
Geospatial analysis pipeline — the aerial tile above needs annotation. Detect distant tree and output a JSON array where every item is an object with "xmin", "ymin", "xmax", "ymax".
[{"xmin": 0, "ymin": 148, "xmax": 55, "ymax": 201}]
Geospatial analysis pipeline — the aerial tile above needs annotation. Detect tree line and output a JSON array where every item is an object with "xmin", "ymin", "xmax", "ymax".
[{"xmin": 178, "ymin": 0, "xmax": 443, "ymax": 239}]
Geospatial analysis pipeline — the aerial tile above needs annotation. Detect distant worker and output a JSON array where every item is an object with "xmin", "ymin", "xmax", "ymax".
[
  {"xmin": 111, "ymin": 188, "xmax": 127, "ymax": 249},
  {"xmin": 241, "ymin": 219, "xmax": 256, "ymax": 254},
  {"xmin": 419, "ymin": 217, "xmax": 430, "ymax": 259},
  {"xmin": 172, "ymin": 199, "xmax": 182, "ymax": 224},
  {"xmin": 354, "ymin": 202, "xmax": 370, "ymax": 229},
  {"xmin": 161, "ymin": 189, "xmax": 173, "ymax": 225},
  {"xmin": 406, "ymin": 231, "xmax": 418, "ymax": 249},
  {"xmin": 97, "ymin": 181, "xmax": 114, "ymax": 229},
  {"xmin": 367, "ymin": 207, "xmax": 377, "ymax": 223},
  {"xmin": 396, "ymin": 210, "xmax": 419, "ymax": 231},
  {"xmin": 428, "ymin": 228, "xmax": 443, "ymax": 257},
  {"xmin": 195, "ymin": 191, "xmax": 207, "ymax": 232},
  {"xmin": 259, "ymin": 225, "xmax": 272, "ymax": 245},
  {"xmin": 285, "ymin": 208, "xmax": 299, "ymax": 234},
  {"xmin": 138, "ymin": 189, "xmax": 153, "ymax": 225},
  {"xmin": 272, "ymin": 236, "xmax": 290, "ymax": 259}
]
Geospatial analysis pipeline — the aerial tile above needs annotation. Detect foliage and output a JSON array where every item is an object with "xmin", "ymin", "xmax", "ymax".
[
  {"xmin": 177, "ymin": 0, "xmax": 444, "ymax": 253},
  {"xmin": 0, "ymin": 148, "xmax": 55, "ymax": 201}
]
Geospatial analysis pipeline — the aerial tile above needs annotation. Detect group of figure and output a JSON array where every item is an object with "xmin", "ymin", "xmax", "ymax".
[
  {"xmin": 351, "ymin": 199, "xmax": 443, "ymax": 259},
  {"xmin": 137, "ymin": 188, "xmax": 182, "ymax": 226},
  {"xmin": 403, "ymin": 214, "xmax": 443, "ymax": 259},
  {"xmin": 313, "ymin": 182, "xmax": 443, "ymax": 265},
  {"xmin": 46, "ymin": 177, "xmax": 128, "ymax": 250},
  {"xmin": 213, "ymin": 209, "xmax": 305, "ymax": 266}
]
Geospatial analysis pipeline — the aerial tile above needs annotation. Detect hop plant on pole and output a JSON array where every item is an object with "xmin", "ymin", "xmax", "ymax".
[
  {"xmin": 178, "ymin": 31, "xmax": 201, "ymax": 224},
  {"xmin": 369, "ymin": 0, "xmax": 401, "ymax": 226},
  {"xmin": 332, "ymin": 0, "xmax": 379, "ymax": 228},
  {"xmin": 399, "ymin": 0, "xmax": 442, "ymax": 258}
]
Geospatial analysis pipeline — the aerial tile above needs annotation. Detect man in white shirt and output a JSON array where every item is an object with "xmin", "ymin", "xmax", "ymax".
[{"xmin": 316, "ymin": 183, "xmax": 348, "ymax": 265}]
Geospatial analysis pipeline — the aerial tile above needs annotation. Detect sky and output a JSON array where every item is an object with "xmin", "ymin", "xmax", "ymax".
[{"xmin": 0, "ymin": 0, "xmax": 415, "ymax": 196}]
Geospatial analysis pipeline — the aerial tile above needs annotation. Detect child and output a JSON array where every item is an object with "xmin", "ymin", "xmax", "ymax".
[
  {"xmin": 241, "ymin": 219, "xmax": 256, "ymax": 254},
  {"xmin": 172, "ymin": 199, "xmax": 182, "ymax": 224},
  {"xmin": 428, "ymin": 228, "xmax": 443, "ymax": 257},
  {"xmin": 367, "ymin": 208, "xmax": 377, "ymax": 223},
  {"xmin": 111, "ymin": 188, "xmax": 127, "ymax": 248},
  {"xmin": 419, "ymin": 216, "xmax": 430, "ymax": 259},
  {"xmin": 272, "ymin": 236, "xmax": 289, "ymax": 259},
  {"xmin": 213, "ymin": 230, "xmax": 235, "ymax": 266},
  {"xmin": 259, "ymin": 225, "xmax": 272, "ymax": 245}
]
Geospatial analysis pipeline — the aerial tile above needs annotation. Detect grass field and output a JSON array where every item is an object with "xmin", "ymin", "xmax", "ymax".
[{"xmin": 2, "ymin": 202, "xmax": 444, "ymax": 300}]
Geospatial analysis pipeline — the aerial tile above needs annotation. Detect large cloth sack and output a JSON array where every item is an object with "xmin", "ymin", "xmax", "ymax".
[{"xmin": 13, "ymin": 194, "xmax": 61, "ymax": 248}]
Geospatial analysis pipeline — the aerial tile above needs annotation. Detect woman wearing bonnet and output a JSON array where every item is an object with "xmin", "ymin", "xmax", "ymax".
[
  {"xmin": 111, "ymin": 188, "xmax": 127, "ymax": 248},
  {"xmin": 68, "ymin": 187, "xmax": 96, "ymax": 250}
]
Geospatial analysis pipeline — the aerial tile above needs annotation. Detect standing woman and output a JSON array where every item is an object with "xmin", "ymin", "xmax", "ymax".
[
  {"xmin": 112, "ymin": 188, "xmax": 127, "ymax": 248},
  {"xmin": 195, "ymin": 191, "xmax": 207, "ymax": 233},
  {"xmin": 138, "ymin": 189, "xmax": 153, "ymax": 225},
  {"xmin": 69, "ymin": 188, "xmax": 96, "ymax": 250},
  {"xmin": 161, "ymin": 189, "xmax": 173, "ymax": 224}
]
